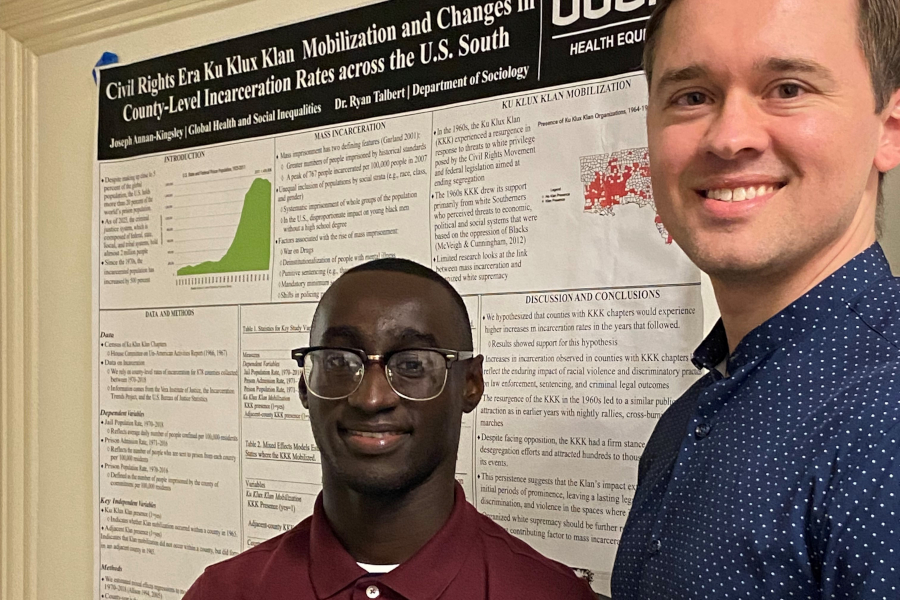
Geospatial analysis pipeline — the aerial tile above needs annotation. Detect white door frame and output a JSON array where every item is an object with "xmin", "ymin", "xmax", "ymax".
[{"xmin": 0, "ymin": 2, "xmax": 249, "ymax": 597}]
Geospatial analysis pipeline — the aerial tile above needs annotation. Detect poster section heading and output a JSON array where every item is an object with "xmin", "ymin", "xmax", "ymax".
[{"xmin": 98, "ymin": 0, "xmax": 655, "ymax": 159}]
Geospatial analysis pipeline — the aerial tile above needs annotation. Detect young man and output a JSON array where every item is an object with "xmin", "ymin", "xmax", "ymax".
[
  {"xmin": 612, "ymin": 0, "xmax": 900, "ymax": 600},
  {"xmin": 611, "ymin": 0, "xmax": 900, "ymax": 598},
  {"xmin": 184, "ymin": 259, "xmax": 594, "ymax": 600}
]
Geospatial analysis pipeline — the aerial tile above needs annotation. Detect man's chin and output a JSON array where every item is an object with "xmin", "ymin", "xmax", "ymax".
[
  {"xmin": 322, "ymin": 448, "xmax": 451, "ymax": 498},
  {"xmin": 698, "ymin": 257, "xmax": 770, "ymax": 282},
  {"xmin": 680, "ymin": 241, "xmax": 784, "ymax": 284},
  {"xmin": 342, "ymin": 470, "xmax": 425, "ymax": 497}
]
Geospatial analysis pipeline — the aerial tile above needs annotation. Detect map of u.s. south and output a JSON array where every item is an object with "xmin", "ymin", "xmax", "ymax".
[{"xmin": 580, "ymin": 148, "xmax": 672, "ymax": 244}]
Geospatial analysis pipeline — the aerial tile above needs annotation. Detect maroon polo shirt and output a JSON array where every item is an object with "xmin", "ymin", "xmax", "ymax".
[{"xmin": 183, "ymin": 484, "xmax": 595, "ymax": 600}]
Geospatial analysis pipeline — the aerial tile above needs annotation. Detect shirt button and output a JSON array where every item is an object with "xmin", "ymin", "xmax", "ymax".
[
  {"xmin": 648, "ymin": 539, "xmax": 662, "ymax": 554},
  {"xmin": 366, "ymin": 585, "xmax": 380, "ymax": 599},
  {"xmin": 694, "ymin": 422, "xmax": 711, "ymax": 439}
]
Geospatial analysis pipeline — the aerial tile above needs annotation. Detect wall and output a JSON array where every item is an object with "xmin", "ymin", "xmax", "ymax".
[
  {"xmin": 34, "ymin": 3, "xmax": 900, "ymax": 598},
  {"xmin": 883, "ymin": 171, "xmax": 900, "ymax": 273},
  {"xmin": 36, "ymin": 2, "xmax": 372, "ymax": 597}
]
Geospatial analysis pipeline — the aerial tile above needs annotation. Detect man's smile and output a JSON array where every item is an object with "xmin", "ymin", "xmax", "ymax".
[
  {"xmin": 701, "ymin": 183, "xmax": 782, "ymax": 201},
  {"xmin": 338, "ymin": 422, "xmax": 412, "ymax": 455},
  {"xmin": 687, "ymin": 178, "xmax": 788, "ymax": 220}
]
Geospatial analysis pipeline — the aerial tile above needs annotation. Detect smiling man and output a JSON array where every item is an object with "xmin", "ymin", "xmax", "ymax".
[
  {"xmin": 183, "ymin": 259, "xmax": 594, "ymax": 600},
  {"xmin": 611, "ymin": 0, "xmax": 900, "ymax": 598}
]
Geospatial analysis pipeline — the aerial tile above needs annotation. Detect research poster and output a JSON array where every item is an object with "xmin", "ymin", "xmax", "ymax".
[{"xmin": 93, "ymin": 1, "xmax": 703, "ymax": 596}]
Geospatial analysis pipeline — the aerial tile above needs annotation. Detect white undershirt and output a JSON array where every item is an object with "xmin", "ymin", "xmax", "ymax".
[{"xmin": 357, "ymin": 562, "xmax": 399, "ymax": 574}]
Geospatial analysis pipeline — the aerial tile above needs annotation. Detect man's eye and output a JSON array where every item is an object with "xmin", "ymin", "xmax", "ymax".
[
  {"xmin": 396, "ymin": 360, "xmax": 424, "ymax": 375},
  {"xmin": 674, "ymin": 91, "xmax": 708, "ymax": 107},
  {"xmin": 324, "ymin": 356, "xmax": 349, "ymax": 369},
  {"xmin": 391, "ymin": 351, "xmax": 428, "ymax": 376},
  {"xmin": 772, "ymin": 83, "xmax": 805, "ymax": 99}
]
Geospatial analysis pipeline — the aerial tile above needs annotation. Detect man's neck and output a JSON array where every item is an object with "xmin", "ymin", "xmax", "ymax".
[
  {"xmin": 713, "ymin": 229, "xmax": 876, "ymax": 355},
  {"xmin": 321, "ymin": 468, "xmax": 456, "ymax": 565}
]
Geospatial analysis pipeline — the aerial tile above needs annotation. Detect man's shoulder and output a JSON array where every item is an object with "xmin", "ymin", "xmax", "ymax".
[
  {"xmin": 209, "ymin": 519, "xmax": 311, "ymax": 575},
  {"xmin": 470, "ymin": 506, "xmax": 594, "ymax": 597},
  {"xmin": 851, "ymin": 273, "xmax": 900, "ymax": 350},
  {"xmin": 183, "ymin": 519, "xmax": 312, "ymax": 598},
  {"xmin": 817, "ymin": 272, "xmax": 900, "ymax": 409}
]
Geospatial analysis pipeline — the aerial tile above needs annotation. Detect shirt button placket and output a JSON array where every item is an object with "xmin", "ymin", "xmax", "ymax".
[{"xmin": 694, "ymin": 422, "xmax": 712, "ymax": 439}]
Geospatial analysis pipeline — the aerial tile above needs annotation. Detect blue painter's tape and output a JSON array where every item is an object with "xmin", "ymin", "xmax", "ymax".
[{"xmin": 93, "ymin": 52, "xmax": 119, "ymax": 85}]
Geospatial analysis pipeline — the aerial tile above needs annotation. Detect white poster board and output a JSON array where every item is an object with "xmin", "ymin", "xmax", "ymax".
[{"xmin": 93, "ymin": 1, "xmax": 702, "ymax": 596}]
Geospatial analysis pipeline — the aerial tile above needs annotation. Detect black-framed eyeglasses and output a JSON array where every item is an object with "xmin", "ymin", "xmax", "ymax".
[{"xmin": 291, "ymin": 346, "xmax": 474, "ymax": 401}]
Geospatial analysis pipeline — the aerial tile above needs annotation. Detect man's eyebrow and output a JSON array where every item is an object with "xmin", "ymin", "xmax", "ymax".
[
  {"xmin": 320, "ymin": 325, "xmax": 363, "ymax": 344},
  {"xmin": 319, "ymin": 326, "xmax": 441, "ymax": 349},
  {"xmin": 392, "ymin": 328, "xmax": 440, "ymax": 348},
  {"xmin": 755, "ymin": 57, "xmax": 837, "ymax": 83},
  {"xmin": 654, "ymin": 65, "xmax": 709, "ymax": 90},
  {"xmin": 654, "ymin": 58, "xmax": 837, "ymax": 91}
]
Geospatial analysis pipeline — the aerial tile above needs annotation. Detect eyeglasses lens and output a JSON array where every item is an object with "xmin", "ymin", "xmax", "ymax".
[
  {"xmin": 304, "ymin": 349, "xmax": 448, "ymax": 400},
  {"xmin": 386, "ymin": 350, "xmax": 446, "ymax": 400},
  {"xmin": 305, "ymin": 349, "xmax": 364, "ymax": 400}
]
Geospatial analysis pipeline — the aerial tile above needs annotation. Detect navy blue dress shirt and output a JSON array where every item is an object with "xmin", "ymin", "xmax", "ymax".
[{"xmin": 612, "ymin": 243, "xmax": 900, "ymax": 599}]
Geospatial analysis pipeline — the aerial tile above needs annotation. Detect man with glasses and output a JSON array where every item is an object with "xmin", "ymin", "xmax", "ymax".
[{"xmin": 183, "ymin": 258, "xmax": 594, "ymax": 600}]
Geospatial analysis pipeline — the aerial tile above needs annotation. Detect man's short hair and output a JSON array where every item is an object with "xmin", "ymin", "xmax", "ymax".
[
  {"xmin": 331, "ymin": 258, "xmax": 473, "ymax": 350},
  {"xmin": 641, "ymin": 0, "xmax": 900, "ymax": 235}
]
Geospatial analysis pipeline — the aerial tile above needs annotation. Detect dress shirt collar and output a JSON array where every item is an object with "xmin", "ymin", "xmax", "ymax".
[
  {"xmin": 309, "ymin": 483, "xmax": 476, "ymax": 599},
  {"xmin": 692, "ymin": 242, "xmax": 893, "ymax": 373}
]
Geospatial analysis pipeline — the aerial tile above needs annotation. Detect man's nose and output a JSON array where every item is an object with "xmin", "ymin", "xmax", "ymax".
[
  {"xmin": 346, "ymin": 362, "xmax": 401, "ymax": 412},
  {"xmin": 702, "ymin": 93, "xmax": 770, "ymax": 160}
]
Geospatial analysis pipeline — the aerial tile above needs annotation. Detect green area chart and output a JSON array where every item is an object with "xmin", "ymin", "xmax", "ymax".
[{"xmin": 177, "ymin": 178, "xmax": 272, "ymax": 276}]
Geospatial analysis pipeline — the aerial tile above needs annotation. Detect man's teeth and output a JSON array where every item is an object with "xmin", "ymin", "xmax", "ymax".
[
  {"xmin": 706, "ymin": 185, "xmax": 777, "ymax": 201},
  {"xmin": 349, "ymin": 430, "xmax": 402, "ymax": 438}
]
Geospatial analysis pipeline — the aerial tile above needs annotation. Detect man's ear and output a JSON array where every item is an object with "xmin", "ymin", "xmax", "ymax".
[
  {"xmin": 299, "ymin": 376, "xmax": 310, "ymax": 409},
  {"xmin": 875, "ymin": 88, "xmax": 900, "ymax": 173},
  {"xmin": 461, "ymin": 355, "xmax": 484, "ymax": 414}
]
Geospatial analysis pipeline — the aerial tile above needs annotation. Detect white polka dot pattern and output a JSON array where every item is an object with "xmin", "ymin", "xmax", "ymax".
[{"xmin": 611, "ymin": 243, "xmax": 900, "ymax": 600}]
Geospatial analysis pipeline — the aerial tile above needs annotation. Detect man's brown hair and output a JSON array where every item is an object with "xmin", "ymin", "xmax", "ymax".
[{"xmin": 642, "ymin": 0, "xmax": 900, "ymax": 233}]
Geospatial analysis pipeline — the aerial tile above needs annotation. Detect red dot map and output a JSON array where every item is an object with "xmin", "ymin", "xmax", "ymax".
[{"xmin": 580, "ymin": 148, "xmax": 672, "ymax": 244}]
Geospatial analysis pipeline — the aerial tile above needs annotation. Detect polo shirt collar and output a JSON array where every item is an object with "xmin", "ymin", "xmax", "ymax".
[
  {"xmin": 309, "ymin": 483, "xmax": 475, "ymax": 599},
  {"xmin": 309, "ymin": 494, "xmax": 368, "ymax": 598},
  {"xmin": 692, "ymin": 242, "xmax": 892, "ymax": 373},
  {"xmin": 378, "ymin": 484, "xmax": 475, "ymax": 599}
]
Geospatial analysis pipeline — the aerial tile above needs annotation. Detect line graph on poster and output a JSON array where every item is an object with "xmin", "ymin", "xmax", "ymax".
[{"xmin": 163, "ymin": 145, "xmax": 274, "ymax": 286}]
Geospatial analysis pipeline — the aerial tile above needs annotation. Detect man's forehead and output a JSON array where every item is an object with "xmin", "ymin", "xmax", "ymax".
[
  {"xmin": 651, "ymin": 0, "xmax": 861, "ymax": 82},
  {"xmin": 312, "ymin": 271, "xmax": 457, "ymax": 344},
  {"xmin": 318, "ymin": 323, "xmax": 441, "ymax": 349}
]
